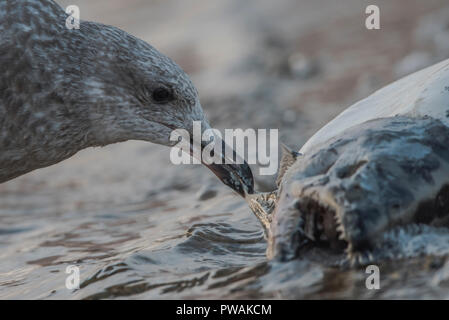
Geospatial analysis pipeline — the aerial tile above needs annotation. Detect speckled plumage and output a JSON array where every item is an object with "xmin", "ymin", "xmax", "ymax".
[
  {"xmin": 0, "ymin": 0, "xmax": 207, "ymax": 182},
  {"xmin": 275, "ymin": 144, "xmax": 301, "ymax": 187}
]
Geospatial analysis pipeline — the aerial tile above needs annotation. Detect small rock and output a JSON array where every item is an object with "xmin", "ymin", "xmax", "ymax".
[
  {"xmin": 394, "ymin": 52, "xmax": 433, "ymax": 77},
  {"xmin": 282, "ymin": 109, "xmax": 297, "ymax": 124},
  {"xmin": 287, "ymin": 52, "xmax": 319, "ymax": 79},
  {"xmin": 196, "ymin": 186, "xmax": 217, "ymax": 201},
  {"xmin": 415, "ymin": 7, "xmax": 449, "ymax": 60}
]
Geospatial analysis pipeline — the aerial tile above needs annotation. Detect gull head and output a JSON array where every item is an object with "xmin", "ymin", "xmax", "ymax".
[{"xmin": 80, "ymin": 23, "xmax": 254, "ymax": 196}]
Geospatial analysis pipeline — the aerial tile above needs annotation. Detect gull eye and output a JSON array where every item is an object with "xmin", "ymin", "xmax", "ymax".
[{"xmin": 152, "ymin": 87, "xmax": 173, "ymax": 104}]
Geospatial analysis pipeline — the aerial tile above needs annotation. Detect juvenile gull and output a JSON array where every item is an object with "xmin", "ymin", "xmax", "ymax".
[{"xmin": 0, "ymin": 0, "xmax": 254, "ymax": 195}]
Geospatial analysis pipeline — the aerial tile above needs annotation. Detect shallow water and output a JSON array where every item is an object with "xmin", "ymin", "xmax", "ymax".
[
  {"xmin": 2, "ymin": 143, "xmax": 449, "ymax": 299},
  {"xmin": 0, "ymin": 141, "xmax": 267, "ymax": 299}
]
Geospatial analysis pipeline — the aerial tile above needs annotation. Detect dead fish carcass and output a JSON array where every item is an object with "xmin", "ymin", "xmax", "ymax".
[{"xmin": 248, "ymin": 58, "xmax": 449, "ymax": 265}]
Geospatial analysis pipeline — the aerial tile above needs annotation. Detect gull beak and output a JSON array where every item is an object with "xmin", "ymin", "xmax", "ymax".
[
  {"xmin": 189, "ymin": 137, "xmax": 254, "ymax": 197},
  {"xmin": 203, "ymin": 141, "xmax": 255, "ymax": 197}
]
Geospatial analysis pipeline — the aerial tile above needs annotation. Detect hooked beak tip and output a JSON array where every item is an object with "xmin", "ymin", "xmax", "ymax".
[
  {"xmin": 205, "ymin": 162, "xmax": 254, "ymax": 197},
  {"xmin": 189, "ymin": 132, "xmax": 255, "ymax": 197}
]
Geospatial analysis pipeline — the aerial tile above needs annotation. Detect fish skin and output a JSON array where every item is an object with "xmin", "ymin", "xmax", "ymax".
[{"xmin": 252, "ymin": 116, "xmax": 449, "ymax": 264}]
